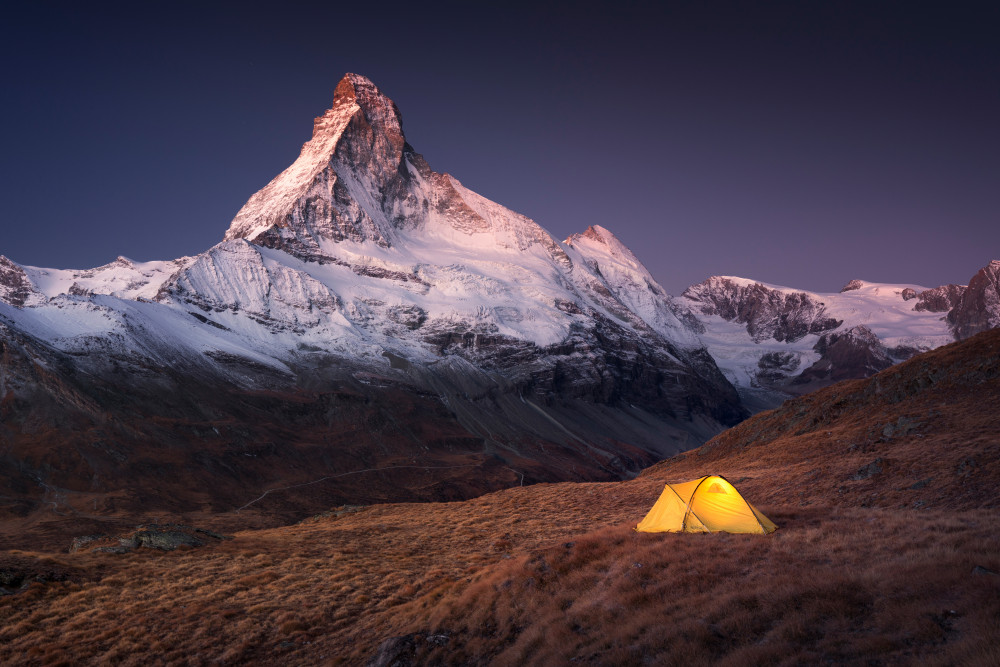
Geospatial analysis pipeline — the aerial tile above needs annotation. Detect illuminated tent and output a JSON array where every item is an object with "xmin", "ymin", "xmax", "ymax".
[{"xmin": 636, "ymin": 475, "xmax": 777, "ymax": 534}]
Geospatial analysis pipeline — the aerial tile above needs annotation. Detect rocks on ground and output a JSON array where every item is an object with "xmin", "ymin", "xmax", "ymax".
[{"xmin": 69, "ymin": 524, "xmax": 232, "ymax": 554}]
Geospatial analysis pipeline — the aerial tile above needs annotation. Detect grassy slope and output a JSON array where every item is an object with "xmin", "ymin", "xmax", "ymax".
[
  {"xmin": 641, "ymin": 325, "xmax": 1000, "ymax": 511},
  {"xmin": 1, "ymin": 330, "xmax": 999, "ymax": 665}
]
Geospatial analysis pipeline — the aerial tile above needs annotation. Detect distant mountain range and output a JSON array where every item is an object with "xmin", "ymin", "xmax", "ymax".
[
  {"xmin": 0, "ymin": 74, "xmax": 997, "ymax": 543},
  {"xmin": 676, "ymin": 260, "xmax": 1000, "ymax": 410}
]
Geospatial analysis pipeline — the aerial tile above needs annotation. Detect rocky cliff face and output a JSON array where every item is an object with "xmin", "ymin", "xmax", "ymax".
[
  {"xmin": 901, "ymin": 283, "xmax": 967, "ymax": 312},
  {"xmin": 0, "ymin": 257, "xmax": 43, "ymax": 308},
  {"xmin": 225, "ymin": 74, "xmax": 412, "ymax": 253},
  {"xmin": 948, "ymin": 260, "xmax": 1000, "ymax": 340},
  {"xmin": 793, "ymin": 325, "xmax": 894, "ymax": 386},
  {"xmin": 682, "ymin": 277, "xmax": 841, "ymax": 342}
]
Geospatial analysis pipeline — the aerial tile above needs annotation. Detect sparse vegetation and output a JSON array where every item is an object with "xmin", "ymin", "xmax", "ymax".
[
  {"xmin": 2, "ymin": 488, "xmax": 999, "ymax": 664},
  {"xmin": 392, "ymin": 508, "xmax": 1000, "ymax": 665}
]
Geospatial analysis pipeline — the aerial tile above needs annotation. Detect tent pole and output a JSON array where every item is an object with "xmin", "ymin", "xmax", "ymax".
[
  {"xmin": 683, "ymin": 476, "xmax": 712, "ymax": 533},
  {"xmin": 719, "ymin": 474, "xmax": 768, "ymax": 533},
  {"xmin": 664, "ymin": 482, "xmax": 702, "ymax": 531}
]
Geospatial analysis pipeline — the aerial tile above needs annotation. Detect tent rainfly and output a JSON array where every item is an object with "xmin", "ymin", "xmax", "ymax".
[{"xmin": 636, "ymin": 475, "xmax": 777, "ymax": 534}]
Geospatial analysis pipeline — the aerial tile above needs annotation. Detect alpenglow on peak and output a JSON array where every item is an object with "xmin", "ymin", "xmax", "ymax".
[
  {"xmin": 222, "ymin": 73, "xmax": 577, "ymax": 266},
  {"xmin": 223, "ymin": 73, "xmax": 410, "ymax": 249}
]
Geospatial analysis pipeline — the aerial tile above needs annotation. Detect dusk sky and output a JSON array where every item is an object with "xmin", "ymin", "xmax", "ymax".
[{"xmin": 3, "ymin": 1, "xmax": 997, "ymax": 295}]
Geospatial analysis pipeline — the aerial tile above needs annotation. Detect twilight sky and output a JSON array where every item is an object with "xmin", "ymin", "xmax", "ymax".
[{"xmin": 2, "ymin": 1, "xmax": 997, "ymax": 295}]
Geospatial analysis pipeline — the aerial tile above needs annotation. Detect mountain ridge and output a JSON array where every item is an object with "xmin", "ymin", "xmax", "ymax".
[{"xmin": 675, "ymin": 263, "xmax": 999, "ymax": 409}]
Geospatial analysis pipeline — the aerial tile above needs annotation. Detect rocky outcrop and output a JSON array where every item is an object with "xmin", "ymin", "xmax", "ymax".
[
  {"xmin": 0, "ymin": 256, "xmax": 41, "ymax": 308},
  {"xmin": 914, "ymin": 284, "xmax": 966, "ymax": 312},
  {"xmin": 70, "ymin": 525, "xmax": 232, "ymax": 554},
  {"xmin": 794, "ymin": 325, "xmax": 893, "ymax": 385},
  {"xmin": 851, "ymin": 458, "xmax": 885, "ymax": 480},
  {"xmin": 948, "ymin": 261, "xmax": 1000, "ymax": 340},
  {"xmin": 756, "ymin": 351, "xmax": 801, "ymax": 384},
  {"xmin": 682, "ymin": 277, "xmax": 841, "ymax": 343},
  {"xmin": 840, "ymin": 279, "xmax": 865, "ymax": 293}
]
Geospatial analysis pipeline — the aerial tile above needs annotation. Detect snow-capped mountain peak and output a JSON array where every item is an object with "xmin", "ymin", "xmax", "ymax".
[
  {"xmin": 0, "ymin": 73, "xmax": 751, "ymax": 473},
  {"xmin": 222, "ymin": 72, "xmax": 581, "ymax": 277},
  {"xmin": 565, "ymin": 225, "xmax": 646, "ymax": 275},
  {"xmin": 224, "ymin": 73, "xmax": 398, "ymax": 245}
]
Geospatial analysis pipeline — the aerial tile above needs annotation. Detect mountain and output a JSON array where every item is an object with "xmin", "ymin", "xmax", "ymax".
[
  {"xmin": 0, "ymin": 74, "xmax": 744, "ymax": 547},
  {"xmin": 674, "ymin": 263, "xmax": 1000, "ymax": 410}
]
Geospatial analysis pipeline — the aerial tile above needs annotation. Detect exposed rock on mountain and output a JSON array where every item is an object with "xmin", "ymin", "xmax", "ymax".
[
  {"xmin": 913, "ymin": 283, "xmax": 966, "ymax": 312},
  {"xmin": 69, "ymin": 525, "xmax": 232, "ymax": 554},
  {"xmin": 681, "ymin": 277, "xmax": 841, "ymax": 343},
  {"xmin": 840, "ymin": 279, "xmax": 865, "ymax": 292},
  {"xmin": 225, "ymin": 74, "xmax": 410, "ymax": 253},
  {"xmin": 0, "ymin": 257, "xmax": 42, "ymax": 308},
  {"xmin": 793, "ymin": 325, "xmax": 894, "ymax": 387},
  {"xmin": 948, "ymin": 260, "xmax": 1000, "ymax": 340}
]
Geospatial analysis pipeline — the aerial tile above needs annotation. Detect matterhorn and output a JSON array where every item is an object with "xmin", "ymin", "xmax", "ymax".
[{"xmin": 0, "ymin": 74, "xmax": 748, "ymax": 543}]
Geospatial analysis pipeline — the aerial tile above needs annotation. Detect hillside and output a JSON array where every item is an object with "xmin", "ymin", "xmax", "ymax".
[
  {"xmin": 641, "ymin": 326, "xmax": 1000, "ymax": 511},
  {"xmin": 2, "ymin": 330, "xmax": 998, "ymax": 664}
]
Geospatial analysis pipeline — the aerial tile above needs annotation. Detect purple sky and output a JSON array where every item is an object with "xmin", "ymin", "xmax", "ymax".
[{"xmin": 3, "ymin": 1, "xmax": 998, "ymax": 295}]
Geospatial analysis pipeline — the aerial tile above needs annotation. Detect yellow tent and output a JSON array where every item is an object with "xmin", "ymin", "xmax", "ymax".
[{"xmin": 636, "ymin": 475, "xmax": 777, "ymax": 534}]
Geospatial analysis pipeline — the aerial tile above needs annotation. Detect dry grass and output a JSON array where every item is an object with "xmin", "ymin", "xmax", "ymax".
[
  {"xmin": 391, "ymin": 507, "xmax": 1000, "ymax": 665},
  {"xmin": 2, "ymin": 482, "xmax": 998, "ymax": 665},
  {"xmin": 0, "ymin": 481, "xmax": 656, "ymax": 666}
]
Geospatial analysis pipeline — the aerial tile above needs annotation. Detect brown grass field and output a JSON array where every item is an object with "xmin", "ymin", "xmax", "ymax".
[{"xmin": 2, "ymin": 330, "xmax": 998, "ymax": 665}]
